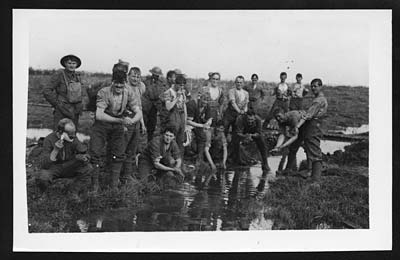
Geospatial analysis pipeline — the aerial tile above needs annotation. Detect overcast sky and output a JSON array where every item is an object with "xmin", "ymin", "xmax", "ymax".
[{"xmin": 28, "ymin": 10, "xmax": 370, "ymax": 86}]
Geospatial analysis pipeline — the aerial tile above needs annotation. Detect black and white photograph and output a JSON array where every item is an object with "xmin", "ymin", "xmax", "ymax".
[{"xmin": 13, "ymin": 9, "xmax": 391, "ymax": 252}]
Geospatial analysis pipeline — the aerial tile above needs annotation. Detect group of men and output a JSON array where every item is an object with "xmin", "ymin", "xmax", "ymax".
[{"xmin": 36, "ymin": 54, "xmax": 328, "ymax": 198}]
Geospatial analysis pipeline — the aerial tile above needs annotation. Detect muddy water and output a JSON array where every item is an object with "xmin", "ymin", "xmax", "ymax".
[
  {"xmin": 69, "ymin": 140, "xmax": 350, "ymax": 232},
  {"xmin": 25, "ymin": 128, "xmax": 351, "ymax": 232}
]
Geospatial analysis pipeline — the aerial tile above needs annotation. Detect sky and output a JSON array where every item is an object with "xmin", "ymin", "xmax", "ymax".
[{"xmin": 28, "ymin": 10, "xmax": 370, "ymax": 86}]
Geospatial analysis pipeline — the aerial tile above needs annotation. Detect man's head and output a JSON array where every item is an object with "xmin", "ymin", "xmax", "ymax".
[
  {"xmin": 235, "ymin": 76, "xmax": 245, "ymax": 89},
  {"xmin": 273, "ymin": 108, "xmax": 286, "ymax": 124},
  {"xmin": 167, "ymin": 70, "xmax": 177, "ymax": 85},
  {"xmin": 149, "ymin": 66, "xmax": 163, "ymax": 80},
  {"xmin": 215, "ymin": 120, "xmax": 225, "ymax": 133},
  {"xmin": 296, "ymin": 73, "xmax": 303, "ymax": 83},
  {"xmin": 128, "ymin": 67, "xmax": 141, "ymax": 86},
  {"xmin": 251, "ymin": 74, "xmax": 259, "ymax": 84},
  {"xmin": 175, "ymin": 75, "xmax": 186, "ymax": 91},
  {"xmin": 280, "ymin": 72, "xmax": 287, "ymax": 82},
  {"xmin": 162, "ymin": 127, "xmax": 176, "ymax": 144},
  {"xmin": 246, "ymin": 110, "xmax": 257, "ymax": 125},
  {"xmin": 310, "ymin": 78, "xmax": 323, "ymax": 96},
  {"xmin": 57, "ymin": 118, "xmax": 76, "ymax": 141},
  {"xmin": 60, "ymin": 54, "xmax": 81, "ymax": 72},
  {"xmin": 210, "ymin": 72, "xmax": 221, "ymax": 87},
  {"xmin": 112, "ymin": 70, "xmax": 127, "ymax": 94}
]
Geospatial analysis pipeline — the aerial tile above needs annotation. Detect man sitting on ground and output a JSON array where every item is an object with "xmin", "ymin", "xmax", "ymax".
[{"xmin": 35, "ymin": 118, "xmax": 92, "ymax": 200}]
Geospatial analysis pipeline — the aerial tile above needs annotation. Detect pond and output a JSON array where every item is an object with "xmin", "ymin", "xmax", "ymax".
[
  {"xmin": 25, "ymin": 127, "xmax": 352, "ymax": 232},
  {"xmin": 69, "ymin": 140, "xmax": 350, "ymax": 232}
]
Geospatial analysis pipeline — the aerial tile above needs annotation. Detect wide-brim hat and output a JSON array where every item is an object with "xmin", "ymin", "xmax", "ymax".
[
  {"xmin": 60, "ymin": 54, "xmax": 81, "ymax": 68},
  {"xmin": 149, "ymin": 66, "xmax": 163, "ymax": 76}
]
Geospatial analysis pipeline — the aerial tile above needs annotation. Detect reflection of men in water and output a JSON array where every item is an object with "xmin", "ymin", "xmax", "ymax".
[
  {"xmin": 43, "ymin": 54, "xmax": 84, "ymax": 130},
  {"xmin": 232, "ymin": 111, "xmax": 271, "ymax": 173},
  {"xmin": 285, "ymin": 78, "xmax": 328, "ymax": 182},
  {"xmin": 137, "ymin": 127, "xmax": 184, "ymax": 185},
  {"xmin": 35, "ymin": 118, "xmax": 92, "ymax": 200},
  {"xmin": 271, "ymin": 108, "xmax": 306, "ymax": 175}
]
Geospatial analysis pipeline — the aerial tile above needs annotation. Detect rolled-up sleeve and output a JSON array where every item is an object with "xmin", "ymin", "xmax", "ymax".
[
  {"xmin": 96, "ymin": 88, "xmax": 109, "ymax": 110},
  {"xmin": 43, "ymin": 71, "xmax": 61, "ymax": 107}
]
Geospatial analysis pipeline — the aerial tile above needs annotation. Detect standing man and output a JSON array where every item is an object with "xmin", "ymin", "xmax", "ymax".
[
  {"xmin": 122, "ymin": 67, "xmax": 146, "ymax": 180},
  {"xmin": 35, "ymin": 118, "xmax": 92, "ymax": 200},
  {"xmin": 244, "ymin": 74, "xmax": 265, "ymax": 114},
  {"xmin": 89, "ymin": 70, "xmax": 142, "ymax": 190},
  {"xmin": 285, "ymin": 78, "xmax": 328, "ymax": 182},
  {"xmin": 143, "ymin": 66, "xmax": 167, "ymax": 141},
  {"xmin": 289, "ymin": 73, "xmax": 309, "ymax": 111},
  {"xmin": 43, "ymin": 54, "xmax": 84, "ymax": 130},
  {"xmin": 158, "ymin": 70, "xmax": 177, "ymax": 130},
  {"xmin": 223, "ymin": 75, "xmax": 249, "ymax": 139},
  {"xmin": 159, "ymin": 74, "xmax": 187, "ymax": 156}
]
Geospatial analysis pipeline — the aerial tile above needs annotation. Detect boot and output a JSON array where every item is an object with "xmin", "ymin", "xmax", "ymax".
[
  {"xmin": 92, "ymin": 165, "xmax": 100, "ymax": 193},
  {"xmin": 109, "ymin": 162, "xmax": 123, "ymax": 190},
  {"xmin": 311, "ymin": 161, "xmax": 322, "ymax": 182}
]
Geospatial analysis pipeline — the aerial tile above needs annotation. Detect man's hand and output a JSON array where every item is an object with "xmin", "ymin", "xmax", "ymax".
[
  {"xmin": 54, "ymin": 139, "xmax": 64, "ymax": 150},
  {"xmin": 270, "ymin": 146, "xmax": 281, "ymax": 153},
  {"xmin": 173, "ymin": 167, "xmax": 185, "ymax": 181},
  {"xmin": 76, "ymin": 153, "xmax": 90, "ymax": 162},
  {"xmin": 122, "ymin": 117, "xmax": 134, "ymax": 125},
  {"xmin": 203, "ymin": 123, "xmax": 210, "ymax": 130},
  {"xmin": 141, "ymin": 126, "xmax": 147, "ymax": 135}
]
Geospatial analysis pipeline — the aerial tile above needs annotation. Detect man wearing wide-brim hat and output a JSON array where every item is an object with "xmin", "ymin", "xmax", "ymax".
[
  {"xmin": 43, "ymin": 54, "xmax": 84, "ymax": 130},
  {"xmin": 142, "ymin": 66, "xmax": 167, "ymax": 141}
]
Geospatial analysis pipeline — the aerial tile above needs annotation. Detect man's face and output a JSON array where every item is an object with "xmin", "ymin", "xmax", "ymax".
[
  {"xmin": 113, "ymin": 82, "xmax": 125, "ymax": 94},
  {"xmin": 311, "ymin": 82, "xmax": 322, "ymax": 96},
  {"xmin": 163, "ymin": 131, "xmax": 175, "ymax": 144},
  {"xmin": 152, "ymin": 73, "xmax": 160, "ymax": 80},
  {"xmin": 280, "ymin": 74, "xmax": 287, "ymax": 82},
  {"xmin": 275, "ymin": 113, "xmax": 285, "ymax": 123},
  {"xmin": 247, "ymin": 115, "xmax": 256, "ymax": 125},
  {"xmin": 251, "ymin": 76, "xmax": 258, "ymax": 84},
  {"xmin": 235, "ymin": 78, "xmax": 244, "ymax": 89},
  {"xmin": 63, "ymin": 123, "xmax": 76, "ymax": 141},
  {"xmin": 64, "ymin": 60, "xmax": 78, "ymax": 72},
  {"xmin": 175, "ymin": 83, "xmax": 185, "ymax": 92},
  {"xmin": 168, "ymin": 74, "xmax": 177, "ymax": 85},
  {"xmin": 210, "ymin": 74, "xmax": 220, "ymax": 87},
  {"xmin": 296, "ymin": 76, "xmax": 302, "ymax": 83},
  {"xmin": 128, "ymin": 72, "xmax": 141, "ymax": 86}
]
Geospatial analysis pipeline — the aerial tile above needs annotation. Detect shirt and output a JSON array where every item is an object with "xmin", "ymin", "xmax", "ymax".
[
  {"xmin": 244, "ymin": 83, "xmax": 265, "ymax": 102},
  {"xmin": 291, "ymin": 83, "xmax": 306, "ymax": 98},
  {"xmin": 160, "ymin": 87, "xmax": 186, "ymax": 112},
  {"xmin": 275, "ymin": 82, "xmax": 290, "ymax": 100},
  {"xmin": 143, "ymin": 76, "xmax": 167, "ymax": 111},
  {"xmin": 43, "ymin": 69, "xmax": 82, "ymax": 107},
  {"xmin": 40, "ymin": 132, "xmax": 87, "ymax": 169},
  {"xmin": 97, "ymin": 85, "xmax": 140, "ymax": 117},
  {"xmin": 186, "ymin": 99, "xmax": 200, "ymax": 122},
  {"xmin": 142, "ymin": 136, "xmax": 181, "ymax": 164},
  {"xmin": 303, "ymin": 92, "xmax": 328, "ymax": 121},
  {"xmin": 228, "ymin": 88, "xmax": 249, "ymax": 111},
  {"xmin": 278, "ymin": 110, "xmax": 306, "ymax": 138},
  {"xmin": 127, "ymin": 81, "xmax": 146, "ymax": 108},
  {"xmin": 236, "ymin": 115, "xmax": 263, "ymax": 135}
]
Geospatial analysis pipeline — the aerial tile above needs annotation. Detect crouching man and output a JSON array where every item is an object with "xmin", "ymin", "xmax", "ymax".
[
  {"xmin": 233, "ymin": 111, "xmax": 271, "ymax": 173},
  {"xmin": 36, "ymin": 118, "xmax": 92, "ymax": 199},
  {"xmin": 137, "ymin": 127, "xmax": 184, "ymax": 186}
]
